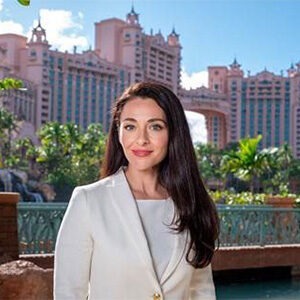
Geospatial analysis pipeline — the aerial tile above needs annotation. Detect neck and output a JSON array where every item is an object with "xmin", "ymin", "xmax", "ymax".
[{"xmin": 125, "ymin": 167, "xmax": 168, "ymax": 200}]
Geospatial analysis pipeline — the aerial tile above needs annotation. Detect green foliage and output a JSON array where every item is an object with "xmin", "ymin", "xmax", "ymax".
[
  {"xmin": 193, "ymin": 135, "xmax": 297, "ymax": 196},
  {"xmin": 0, "ymin": 78, "xmax": 25, "ymax": 167},
  {"xmin": 35, "ymin": 122, "xmax": 106, "ymax": 201},
  {"xmin": 261, "ymin": 143, "xmax": 294, "ymax": 195},
  {"xmin": 0, "ymin": 78, "xmax": 23, "ymax": 90},
  {"xmin": 210, "ymin": 190, "xmax": 265, "ymax": 205},
  {"xmin": 220, "ymin": 135, "xmax": 294, "ymax": 194},
  {"xmin": 13, "ymin": 137, "xmax": 38, "ymax": 171},
  {"xmin": 0, "ymin": 108, "xmax": 18, "ymax": 168},
  {"xmin": 221, "ymin": 135, "xmax": 267, "ymax": 187},
  {"xmin": 194, "ymin": 142, "xmax": 224, "ymax": 184},
  {"xmin": 17, "ymin": 0, "xmax": 30, "ymax": 6}
]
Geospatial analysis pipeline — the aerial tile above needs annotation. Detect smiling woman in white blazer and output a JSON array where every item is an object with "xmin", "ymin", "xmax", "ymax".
[{"xmin": 54, "ymin": 82, "xmax": 219, "ymax": 300}]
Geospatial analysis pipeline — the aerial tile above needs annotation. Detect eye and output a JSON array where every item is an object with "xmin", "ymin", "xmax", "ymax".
[
  {"xmin": 123, "ymin": 124, "xmax": 135, "ymax": 131},
  {"xmin": 150, "ymin": 123, "xmax": 164, "ymax": 131}
]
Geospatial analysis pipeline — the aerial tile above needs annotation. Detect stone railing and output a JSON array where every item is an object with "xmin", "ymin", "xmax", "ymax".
[{"xmin": 17, "ymin": 203, "xmax": 300, "ymax": 254}]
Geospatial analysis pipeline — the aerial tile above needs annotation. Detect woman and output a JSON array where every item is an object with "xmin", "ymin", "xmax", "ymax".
[{"xmin": 54, "ymin": 82, "xmax": 219, "ymax": 300}]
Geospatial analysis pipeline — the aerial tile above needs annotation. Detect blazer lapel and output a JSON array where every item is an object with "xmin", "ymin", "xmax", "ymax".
[
  {"xmin": 109, "ymin": 168, "xmax": 159, "ymax": 284},
  {"xmin": 160, "ymin": 229, "xmax": 188, "ymax": 285}
]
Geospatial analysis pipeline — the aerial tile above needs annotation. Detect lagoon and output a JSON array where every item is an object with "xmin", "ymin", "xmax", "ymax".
[{"xmin": 216, "ymin": 278, "xmax": 300, "ymax": 299}]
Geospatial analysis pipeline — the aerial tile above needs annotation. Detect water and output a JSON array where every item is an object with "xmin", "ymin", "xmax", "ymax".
[{"xmin": 216, "ymin": 278, "xmax": 300, "ymax": 299}]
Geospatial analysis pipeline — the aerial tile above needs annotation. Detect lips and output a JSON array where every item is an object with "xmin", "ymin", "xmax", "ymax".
[{"xmin": 132, "ymin": 150, "xmax": 153, "ymax": 157}]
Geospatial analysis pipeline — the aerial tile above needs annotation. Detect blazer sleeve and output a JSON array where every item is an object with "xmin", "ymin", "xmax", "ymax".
[
  {"xmin": 189, "ymin": 264, "xmax": 216, "ymax": 300},
  {"xmin": 54, "ymin": 187, "xmax": 93, "ymax": 300}
]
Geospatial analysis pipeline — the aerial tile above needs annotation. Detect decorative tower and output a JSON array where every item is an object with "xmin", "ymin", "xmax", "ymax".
[
  {"xmin": 288, "ymin": 63, "xmax": 297, "ymax": 78},
  {"xmin": 228, "ymin": 57, "xmax": 243, "ymax": 77},
  {"xmin": 167, "ymin": 27, "xmax": 180, "ymax": 46},
  {"xmin": 30, "ymin": 18, "xmax": 48, "ymax": 43},
  {"xmin": 167, "ymin": 27, "xmax": 181, "ymax": 93},
  {"xmin": 122, "ymin": 5, "xmax": 143, "ymax": 83},
  {"xmin": 227, "ymin": 58, "xmax": 243, "ymax": 143},
  {"xmin": 126, "ymin": 5, "xmax": 139, "ymax": 25},
  {"xmin": 26, "ymin": 18, "xmax": 51, "ymax": 128},
  {"xmin": 27, "ymin": 17, "xmax": 50, "ymax": 72}
]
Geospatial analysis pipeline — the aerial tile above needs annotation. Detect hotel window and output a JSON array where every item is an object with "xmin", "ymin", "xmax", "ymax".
[
  {"xmin": 30, "ymin": 50, "xmax": 36, "ymax": 57},
  {"xmin": 83, "ymin": 77, "xmax": 89, "ymax": 107}
]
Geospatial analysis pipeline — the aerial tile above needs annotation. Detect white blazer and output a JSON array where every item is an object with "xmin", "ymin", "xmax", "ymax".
[{"xmin": 54, "ymin": 168, "xmax": 216, "ymax": 300}]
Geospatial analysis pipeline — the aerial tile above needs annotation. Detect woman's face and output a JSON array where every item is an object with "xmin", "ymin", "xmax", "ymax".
[{"xmin": 118, "ymin": 97, "xmax": 169, "ymax": 173}]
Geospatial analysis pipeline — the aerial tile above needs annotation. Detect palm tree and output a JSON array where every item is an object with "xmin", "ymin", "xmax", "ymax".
[
  {"xmin": 262, "ymin": 143, "xmax": 294, "ymax": 194},
  {"xmin": 15, "ymin": 137, "xmax": 39, "ymax": 173},
  {"xmin": 37, "ymin": 122, "xmax": 67, "ymax": 175},
  {"xmin": 221, "ymin": 135, "xmax": 269, "ymax": 193}
]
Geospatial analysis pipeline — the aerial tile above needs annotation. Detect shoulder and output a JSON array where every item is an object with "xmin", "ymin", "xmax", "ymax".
[{"xmin": 72, "ymin": 167, "xmax": 126, "ymax": 199}]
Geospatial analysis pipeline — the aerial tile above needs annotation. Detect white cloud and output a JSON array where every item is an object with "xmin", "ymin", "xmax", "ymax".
[
  {"xmin": 181, "ymin": 68, "xmax": 208, "ymax": 90},
  {"xmin": 0, "ymin": 20, "xmax": 24, "ymax": 35},
  {"xmin": 185, "ymin": 111, "xmax": 207, "ymax": 144},
  {"xmin": 0, "ymin": 0, "xmax": 25, "ymax": 35},
  {"xmin": 28, "ymin": 9, "xmax": 89, "ymax": 52}
]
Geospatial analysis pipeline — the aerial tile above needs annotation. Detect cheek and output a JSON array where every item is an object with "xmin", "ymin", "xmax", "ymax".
[
  {"xmin": 156, "ymin": 133, "xmax": 169, "ymax": 152},
  {"xmin": 119, "ymin": 130, "xmax": 133, "ymax": 148}
]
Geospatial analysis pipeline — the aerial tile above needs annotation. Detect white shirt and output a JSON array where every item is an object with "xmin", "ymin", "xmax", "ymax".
[{"xmin": 136, "ymin": 198, "xmax": 175, "ymax": 280}]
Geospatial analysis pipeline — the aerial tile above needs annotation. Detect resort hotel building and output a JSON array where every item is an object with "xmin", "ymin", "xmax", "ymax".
[
  {"xmin": 1, "ymin": 7, "xmax": 300, "ymax": 158},
  {"xmin": 0, "ymin": 7, "xmax": 181, "ymax": 132},
  {"xmin": 181, "ymin": 60, "xmax": 300, "ymax": 158}
]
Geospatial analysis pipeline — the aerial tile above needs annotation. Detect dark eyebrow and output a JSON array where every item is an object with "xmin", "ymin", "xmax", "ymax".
[
  {"xmin": 147, "ymin": 118, "xmax": 167, "ymax": 124},
  {"xmin": 122, "ymin": 118, "xmax": 167, "ymax": 124},
  {"xmin": 123, "ymin": 118, "xmax": 137, "ymax": 122}
]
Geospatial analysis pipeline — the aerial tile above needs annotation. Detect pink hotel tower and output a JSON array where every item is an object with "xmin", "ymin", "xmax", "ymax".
[{"xmin": 1, "ymin": 7, "xmax": 300, "ymax": 158}]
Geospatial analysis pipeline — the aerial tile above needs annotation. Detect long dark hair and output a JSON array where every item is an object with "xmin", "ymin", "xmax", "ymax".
[{"xmin": 101, "ymin": 82, "xmax": 219, "ymax": 268}]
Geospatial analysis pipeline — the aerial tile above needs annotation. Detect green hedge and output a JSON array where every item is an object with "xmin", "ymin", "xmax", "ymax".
[
  {"xmin": 210, "ymin": 190, "xmax": 266, "ymax": 205},
  {"xmin": 210, "ymin": 190, "xmax": 300, "ymax": 207}
]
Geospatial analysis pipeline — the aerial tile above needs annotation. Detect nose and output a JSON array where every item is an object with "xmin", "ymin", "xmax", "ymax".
[{"xmin": 136, "ymin": 128, "xmax": 149, "ymax": 146}]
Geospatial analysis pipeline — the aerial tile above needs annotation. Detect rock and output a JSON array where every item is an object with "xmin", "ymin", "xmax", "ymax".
[
  {"xmin": 0, "ymin": 170, "xmax": 13, "ymax": 192},
  {"xmin": 0, "ymin": 260, "xmax": 53, "ymax": 300},
  {"xmin": 34, "ymin": 182, "xmax": 56, "ymax": 202},
  {"xmin": 10, "ymin": 170, "xmax": 28, "ymax": 184},
  {"xmin": 27, "ymin": 180, "xmax": 56, "ymax": 202}
]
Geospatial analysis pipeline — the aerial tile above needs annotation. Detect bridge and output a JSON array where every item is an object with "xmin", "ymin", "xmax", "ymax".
[{"xmin": 180, "ymin": 86, "xmax": 230, "ymax": 148}]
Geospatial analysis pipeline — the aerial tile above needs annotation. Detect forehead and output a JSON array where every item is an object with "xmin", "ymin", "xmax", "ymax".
[{"xmin": 120, "ymin": 97, "xmax": 166, "ymax": 121}]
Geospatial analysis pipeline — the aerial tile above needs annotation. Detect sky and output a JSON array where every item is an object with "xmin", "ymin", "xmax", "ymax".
[{"xmin": 1, "ymin": 0, "xmax": 300, "ymax": 143}]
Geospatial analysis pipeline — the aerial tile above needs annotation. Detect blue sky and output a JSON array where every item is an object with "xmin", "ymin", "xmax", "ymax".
[{"xmin": 1, "ymin": 0, "xmax": 299, "ymax": 142}]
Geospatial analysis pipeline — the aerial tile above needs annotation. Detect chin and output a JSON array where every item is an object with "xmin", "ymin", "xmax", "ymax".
[{"xmin": 128, "ymin": 161, "xmax": 160, "ymax": 172}]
